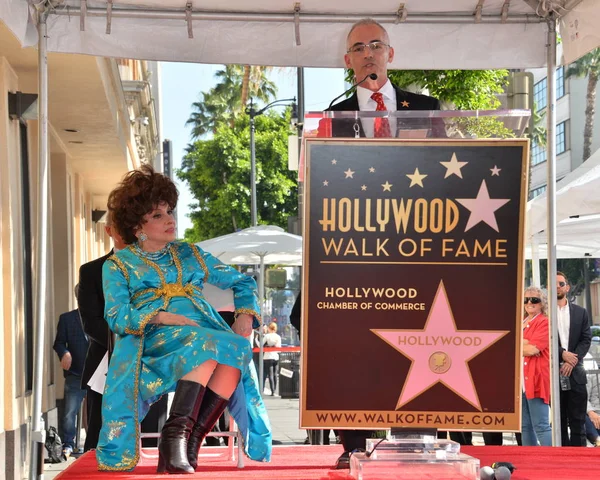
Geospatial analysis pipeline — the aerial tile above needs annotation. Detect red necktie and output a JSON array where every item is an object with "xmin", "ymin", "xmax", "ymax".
[{"xmin": 371, "ymin": 92, "xmax": 391, "ymax": 138}]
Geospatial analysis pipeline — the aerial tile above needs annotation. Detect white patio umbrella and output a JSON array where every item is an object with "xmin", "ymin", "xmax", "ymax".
[{"xmin": 197, "ymin": 225, "xmax": 303, "ymax": 389}]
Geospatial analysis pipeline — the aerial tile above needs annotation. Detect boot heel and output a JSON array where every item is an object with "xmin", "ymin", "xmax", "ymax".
[{"xmin": 157, "ymin": 452, "xmax": 166, "ymax": 473}]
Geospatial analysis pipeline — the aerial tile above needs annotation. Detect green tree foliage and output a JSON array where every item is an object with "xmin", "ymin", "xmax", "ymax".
[
  {"xmin": 526, "ymin": 258, "xmax": 598, "ymax": 297},
  {"xmin": 186, "ymin": 65, "xmax": 277, "ymax": 140},
  {"xmin": 566, "ymin": 48, "xmax": 600, "ymax": 161},
  {"xmin": 178, "ymin": 110, "xmax": 297, "ymax": 242},
  {"xmin": 345, "ymin": 69, "xmax": 509, "ymax": 109},
  {"xmin": 387, "ymin": 70, "xmax": 509, "ymax": 110}
]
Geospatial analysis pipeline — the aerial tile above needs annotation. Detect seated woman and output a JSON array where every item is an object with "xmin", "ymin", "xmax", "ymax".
[{"xmin": 96, "ymin": 165, "xmax": 271, "ymax": 473}]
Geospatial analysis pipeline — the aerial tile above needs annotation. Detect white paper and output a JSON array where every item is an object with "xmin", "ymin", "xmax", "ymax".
[{"xmin": 87, "ymin": 352, "xmax": 109, "ymax": 394}]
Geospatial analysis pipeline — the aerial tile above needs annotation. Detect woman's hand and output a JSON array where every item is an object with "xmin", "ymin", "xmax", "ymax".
[
  {"xmin": 232, "ymin": 313, "xmax": 253, "ymax": 337},
  {"xmin": 151, "ymin": 311, "xmax": 197, "ymax": 327}
]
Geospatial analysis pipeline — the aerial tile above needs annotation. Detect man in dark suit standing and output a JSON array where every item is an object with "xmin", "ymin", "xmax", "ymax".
[
  {"xmin": 53, "ymin": 300, "xmax": 89, "ymax": 457},
  {"xmin": 325, "ymin": 19, "xmax": 442, "ymax": 469},
  {"xmin": 78, "ymin": 212, "xmax": 168, "ymax": 450},
  {"xmin": 557, "ymin": 271, "xmax": 592, "ymax": 446},
  {"xmin": 78, "ymin": 214, "xmax": 126, "ymax": 451}
]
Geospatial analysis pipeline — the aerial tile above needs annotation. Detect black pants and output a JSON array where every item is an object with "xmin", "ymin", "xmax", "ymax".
[
  {"xmin": 339, "ymin": 430, "xmax": 377, "ymax": 452},
  {"xmin": 482, "ymin": 432, "xmax": 503, "ymax": 445},
  {"xmin": 263, "ymin": 359, "xmax": 278, "ymax": 394},
  {"xmin": 560, "ymin": 381, "xmax": 588, "ymax": 446},
  {"xmin": 84, "ymin": 388, "xmax": 168, "ymax": 450},
  {"xmin": 84, "ymin": 388, "xmax": 103, "ymax": 451}
]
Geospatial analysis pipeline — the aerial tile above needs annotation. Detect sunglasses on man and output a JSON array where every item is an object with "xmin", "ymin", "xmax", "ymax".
[
  {"xmin": 557, "ymin": 281, "xmax": 567, "ymax": 287},
  {"xmin": 524, "ymin": 297, "xmax": 541, "ymax": 304}
]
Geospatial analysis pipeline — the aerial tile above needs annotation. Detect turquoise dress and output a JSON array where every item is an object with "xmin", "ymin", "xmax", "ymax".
[{"xmin": 96, "ymin": 241, "xmax": 272, "ymax": 471}]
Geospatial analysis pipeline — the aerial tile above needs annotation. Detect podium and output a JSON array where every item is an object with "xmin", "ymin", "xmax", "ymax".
[{"xmin": 299, "ymin": 110, "xmax": 530, "ymax": 479}]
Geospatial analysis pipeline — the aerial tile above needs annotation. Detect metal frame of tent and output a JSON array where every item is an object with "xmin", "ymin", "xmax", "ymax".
[{"xmin": 2, "ymin": 2, "xmax": 599, "ymax": 476}]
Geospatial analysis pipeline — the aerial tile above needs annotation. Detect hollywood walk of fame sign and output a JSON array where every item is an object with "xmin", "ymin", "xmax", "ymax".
[{"xmin": 300, "ymin": 139, "xmax": 528, "ymax": 432}]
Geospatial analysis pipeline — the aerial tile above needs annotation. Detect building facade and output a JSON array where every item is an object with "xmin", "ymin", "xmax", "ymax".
[{"xmin": 0, "ymin": 20, "xmax": 160, "ymax": 479}]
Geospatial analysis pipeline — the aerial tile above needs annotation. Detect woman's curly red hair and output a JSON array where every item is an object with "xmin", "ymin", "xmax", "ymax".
[{"xmin": 107, "ymin": 164, "xmax": 178, "ymax": 245}]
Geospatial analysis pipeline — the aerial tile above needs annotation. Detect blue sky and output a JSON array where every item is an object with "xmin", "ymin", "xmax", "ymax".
[{"xmin": 160, "ymin": 63, "xmax": 346, "ymax": 235}]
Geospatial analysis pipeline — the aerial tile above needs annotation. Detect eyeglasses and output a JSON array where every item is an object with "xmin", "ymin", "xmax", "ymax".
[
  {"xmin": 347, "ymin": 41, "xmax": 390, "ymax": 54},
  {"xmin": 524, "ymin": 297, "xmax": 542, "ymax": 304},
  {"xmin": 558, "ymin": 281, "xmax": 567, "ymax": 287}
]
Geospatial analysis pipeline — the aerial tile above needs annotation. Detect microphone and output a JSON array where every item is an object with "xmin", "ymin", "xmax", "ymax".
[
  {"xmin": 480, "ymin": 464, "xmax": 513, "ymax": 480},
  {"xmin": 328, "ymin": 73, "xmax": 378, "ymax": 109}
]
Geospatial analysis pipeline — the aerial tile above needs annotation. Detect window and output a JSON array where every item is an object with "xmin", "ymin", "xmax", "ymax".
[
  {"xmin": 531, "ymin": 121, "xmax": 568, "ymax": 166},
  {"xmin": 533, "ymin": 67, "xmax": 565, "ymax": 110},
  {"xmin": 556, "ymin": 121, "xmax": 566, "ymax": 155},
  {"xmin": 529, "ymin": 185, "xmax": 547, "ymax": 200},
  {"xmin": 534, "ymin": 78, "xmax": 547, "ymax": 111},
  {"xmin": 531, "ymin": 141, "xmax": 546, "ymax": 165},
  {"xmin": 556, "ymin": 66, "xmax": 565, "ymax": 99}
]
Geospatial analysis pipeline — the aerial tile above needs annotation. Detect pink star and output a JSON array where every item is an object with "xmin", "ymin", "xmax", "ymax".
[
  {"xmin": 372, "ymin": 281, "xmax": 508, "ymax": 410},
  {"xmin": 456, "ymin": 180, "xmax": 510, "ymax": 232}
]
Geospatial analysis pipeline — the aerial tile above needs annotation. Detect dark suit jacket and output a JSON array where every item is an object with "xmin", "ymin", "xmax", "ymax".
[
  {"xmin": 78, "ymin": 251, "xmax": 113, "ymax": 388},
  {"xmin": 53, "ymin": 309, "xmax": 89, "ymax": 377},
  {"xmin": 329, "ymin": 85, "xmax": 440, "ymax": 112},
  {"xmin": 327, "ymin": 84, "xmax": 441, "ymax": 138},
  {"xmin": 559, "ymin": 302, "xmax": 592, "ymax": 385}
]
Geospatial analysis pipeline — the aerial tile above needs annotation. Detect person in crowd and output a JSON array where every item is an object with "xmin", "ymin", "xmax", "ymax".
[
  {"xmin": 584, "ymin": 353, "xmax": 600, "ymax": 446},
  {"xmin": 53, "ymin": 288, "xmax": 88, "ymax": 457},
  {"xmin": 95, "ymin": 165, "xmax": 271, "ymax": 473},
  {"xmin": 326, "ymin": 18, "xmax": 442, "ymax": 468},
  {"xmin": 521, "ymin": 286, "xmax": 552, "ymax": 446},
  {"xmin": 557, "ymin": 271, "xmax": 592, "ymax": 446},
  {"xmin": 78, "ymin": 211, "xmax": 168, "ymax": 451},
  {"xmin": 263, "ymin": 322, "xmax": 282, "ymax": 395}
]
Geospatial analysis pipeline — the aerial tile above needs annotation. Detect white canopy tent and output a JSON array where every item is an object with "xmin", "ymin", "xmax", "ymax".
[
  {"xmin": 0, "ymin": 0, "xmax": 599, "ymax": 68},
  {"xmin": 197, "ymin": 225, "xmax": 302, "ymax": 392},
  {"xmin": 2, "ymin": 1, "xmax": 600, "ymax": 473},
  {"xmin": 528, "ymin": 146, "xmax": 600, "ymax": 237},
  {"xmin": 526, "ymin": 146, "xmax": 600, "ymax": 283}
]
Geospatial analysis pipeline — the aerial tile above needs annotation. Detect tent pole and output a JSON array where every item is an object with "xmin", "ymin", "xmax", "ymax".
[
  {"xmin": 545, "ymin": 17, "xmax": 561, "ymax": 448},
  {"xmin": 29, "ymin": 8, "xmax": 50, "ymax": 479},
  {"xmin": 258, "ymin": 255, "xmax": 265, "ymax": 391},
  {"xmin": 532, "ymin": 240, "xmax": 541, "ymax": 287}
]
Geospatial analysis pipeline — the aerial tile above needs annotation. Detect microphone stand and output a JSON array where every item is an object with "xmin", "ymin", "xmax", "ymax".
[{"xmin": 327, "ymin": 73, "xmax": 378, "ymax": 110}]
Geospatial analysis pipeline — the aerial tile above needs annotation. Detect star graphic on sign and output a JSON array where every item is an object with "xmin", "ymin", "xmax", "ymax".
[
  {"xmin": 369, "ymin": 167, "xmax": 376, "ymax": 173},
  {"xmin": 440, "ymin": 152, "xmax": 468, "ymax": 179},
  {"xmin": 401, "ymin": 100, "xmax": 410, "ymax": 108},
  {"xmin": 407, "ymin": 168, "xmax": 427, "ymax": 188},
  {"xmin": 371, "ymin": 281, "xmax": 508, "ymax": 410},
  {"xmin": 331, "ymin": 159, "xmax": 337, "ymax": 165},
  {"xmin": 456, "ymin": 180, "xmax": 510, "ymax": 232},
  {"xmin": 490, "ymin": 165, "xmax": 501, "ymax": 176},
  {"xmin": 323, "ymin": 180, "xmax": 329, "ymax": 186},
  {"xmin": 382, "ymin": 181, "xmax": 393, "ymax": 192},
  {"xmin": 361, "ymin": 185, "xmax": 367, "ymax": 191},
  {"xmin": 344, "ymin": 168, "xmax": 355, "ymax": 179}
]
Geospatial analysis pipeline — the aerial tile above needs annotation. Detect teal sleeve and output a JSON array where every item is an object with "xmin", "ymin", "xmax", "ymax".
[{"xmin": 194, "ymin": 245, "xmax": 262, "ymax": 328}]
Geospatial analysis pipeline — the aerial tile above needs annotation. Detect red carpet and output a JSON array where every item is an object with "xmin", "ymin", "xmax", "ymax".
[{"xmin": 55, "ymin": 445, "xmax": 600, "ymax": 480}]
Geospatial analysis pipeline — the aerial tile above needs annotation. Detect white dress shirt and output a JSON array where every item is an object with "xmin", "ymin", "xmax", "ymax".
[
  {"xmin": 557, "ymin": 302, "xmax": 571, "ymax": 352},
  {"xmin": 356, "ymin": 79, "xmax": 397, "ymax": 138}
]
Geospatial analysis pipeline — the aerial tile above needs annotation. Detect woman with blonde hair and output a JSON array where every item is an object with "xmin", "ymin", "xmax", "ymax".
[
  {"xmin": 522, "ymin": 286, "xmax": 552, "ymax": 446},
  {"xmin": 263, "ymin": 322, "xmax": 282, "ymax": 395}
]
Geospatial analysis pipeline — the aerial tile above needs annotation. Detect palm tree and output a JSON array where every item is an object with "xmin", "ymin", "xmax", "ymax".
[
  {"xmin": 566, "ymin": 48, "xmax": 600, "ymax": 161},
  {"xmin": 186, "ymin": 65, "xmax": 277, "ymax": 140}
]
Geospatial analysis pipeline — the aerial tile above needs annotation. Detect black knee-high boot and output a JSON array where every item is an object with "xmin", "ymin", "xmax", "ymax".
[
  {"xmin": 187, "ymin": 387, "xmax": 229, "ymax": 470},
  {"xmin": 157, "ymin": 380, "xmax": 206, "ymax": 474}
]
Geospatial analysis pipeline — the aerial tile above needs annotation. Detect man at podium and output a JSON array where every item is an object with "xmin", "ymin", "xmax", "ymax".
[
  {"xmin": 325, "ymin": 18, "xmax": 441, "ymax": 468},
  {"xmin": 328, "ymin": 18, "xmax": 440, "ymax": 139}
]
